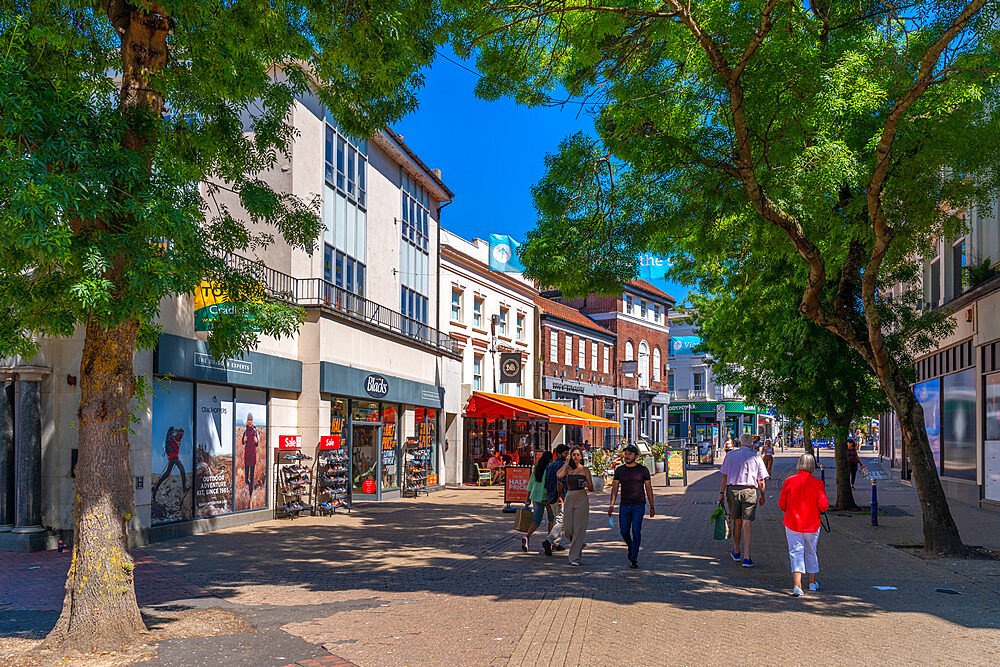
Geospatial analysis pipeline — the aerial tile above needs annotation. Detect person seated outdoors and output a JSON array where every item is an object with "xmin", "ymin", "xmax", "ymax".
[
  {"xmin": 487, "ymin": 451, "xmax": 504, "ymax": 483},
  {"xmin": 500, "ymin": 451, "xmax": 513, "ymax": 466}
]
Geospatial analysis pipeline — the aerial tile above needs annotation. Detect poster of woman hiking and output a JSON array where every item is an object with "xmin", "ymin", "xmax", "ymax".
[
  {"xmin": 235, "ymin": 389, "xmax": 267, "ymax": 510},
  {"xmin": 151, "ymin": 379, "xmax": 194, "ymax": 525}
]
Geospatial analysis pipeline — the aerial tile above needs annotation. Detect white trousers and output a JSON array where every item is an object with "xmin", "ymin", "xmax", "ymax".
[{"xmin": 785, "ymin": 527, "xmax": 820, "ymax": 574}]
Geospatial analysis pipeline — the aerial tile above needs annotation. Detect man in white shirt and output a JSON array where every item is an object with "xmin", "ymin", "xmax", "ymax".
[{"xmin": 718, "ymin": 433, "xmax": 769, "ymax": 568}]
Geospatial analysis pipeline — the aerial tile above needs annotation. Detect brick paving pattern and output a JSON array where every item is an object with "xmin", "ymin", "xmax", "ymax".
[{"xmin": 3, "ymin": 452, "xmax": 1000, "ymax": 665}]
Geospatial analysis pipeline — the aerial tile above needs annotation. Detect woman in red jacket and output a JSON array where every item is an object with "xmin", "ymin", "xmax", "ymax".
[{"xmin": 778, "ymin": 454, "xmax": 830, "ymax": 596}]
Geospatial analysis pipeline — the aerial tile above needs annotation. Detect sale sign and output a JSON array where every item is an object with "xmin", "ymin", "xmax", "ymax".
[
  {"xmin": 318, "ymin": 435, "xmax": 341, "ymax": 450},
  {"xmin": 278, "ymin": 434, "xmax": 301, "ymax": 449},
  {"xmin": 362, "ymin": 478, "xmax": 376, "ymax": 494},
  {"xmin": 504, "ymin": 466, "xmax": 532, "ymax": 504}
]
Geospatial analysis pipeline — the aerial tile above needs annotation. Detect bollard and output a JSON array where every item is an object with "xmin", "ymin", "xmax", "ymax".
[
  {"xmin": 819, "ymin": 464, "xmax": 825, "ymax": 486},
  {"xmin": 57, "ymin": 540, "xmax": 66, "ymax": 553},
  {"xmin": 871, "ymin": 478, "xmax": 878, "ymax": 526}
]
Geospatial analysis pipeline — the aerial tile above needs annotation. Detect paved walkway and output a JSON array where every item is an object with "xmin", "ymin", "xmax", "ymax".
[{"xmin": 2, "ymin": 452, "xmax": 1000, "ymax": 665}]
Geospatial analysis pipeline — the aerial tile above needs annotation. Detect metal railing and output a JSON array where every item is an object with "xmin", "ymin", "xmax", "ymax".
[{"xmin": 220, "ymin": 254, "xmax": 460, "ymax": 355}]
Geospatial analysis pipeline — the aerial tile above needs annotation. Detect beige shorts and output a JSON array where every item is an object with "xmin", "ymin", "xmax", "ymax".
[{"xmin": 726, "ymin": 486, "xmax": 758, "ymax": 521}]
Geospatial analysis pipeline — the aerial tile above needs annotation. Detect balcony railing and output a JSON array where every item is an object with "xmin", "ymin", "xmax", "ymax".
[{"xmin": 221, "ymin": 254, "xmax": 460, "ymax": 355}]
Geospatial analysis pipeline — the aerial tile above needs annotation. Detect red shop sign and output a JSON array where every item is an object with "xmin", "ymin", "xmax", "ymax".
[
  {"xmin": 318, "ymin": 435, "xmax": 341, "ymax": 450},
  {"xmin": 278, "ymin": 435, "xmax": 302, "ymax": 449},
  {"xmin": 361, "ymin": 479, "xmax": 376, "ymax": 494}
]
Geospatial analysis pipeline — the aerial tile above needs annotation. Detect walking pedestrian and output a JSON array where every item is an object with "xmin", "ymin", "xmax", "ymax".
[
  {"xmin": 718, "ymin": 433, "xmax": 769, "ymax": 568},
  {"xmin": 778, "ymin": 454, "xmax": 829, "ymax": 596},
  {"xmin": 846, "ymin": 438, "xmax": 861, "ymax": 489},
  {"xmin": 541, "ymin": 444, "xmax": 570, "ymax": 556},
  {"xmin": 522, "ymin": 451, "xmax": 553, "ymax": 552},
  {"xmin": 607, "ymin": 444, "xmax": 655, "ymax": 568},
  {"xmin": 556, "ymin": 446, "xmax": 594, "ymax": 566},
  {"xmin": 724, "ymin": 434, "xmax": 734, "ymax": 452},
  {"xmin": 761, "ymin": 438, "xmax": 775, "ymax": 477}
]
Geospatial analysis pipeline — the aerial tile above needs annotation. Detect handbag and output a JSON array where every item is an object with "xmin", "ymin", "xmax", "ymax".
[
  {"xmin": 515, "ymin": 506, "xmax": 533, "ymax": 532},
  {"xmin": 712, "ymin": 502, "xmax": 730, "ymax": 540}
]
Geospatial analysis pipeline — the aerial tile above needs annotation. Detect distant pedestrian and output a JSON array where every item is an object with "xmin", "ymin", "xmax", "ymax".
[
  {"xmin": 522, "ymin": 451, "xmax": 553, "ymax": 552},
  {"xmin": 718, "ymin": 434, "xmax": 769, "ymax": 568},
  {"xmin": 608, "ymin": 444, "xmax": 655, "ymax": 568},
  {"xmin": 724, "ymin": 434, "xmax": 734, "ymax": 451},
  {"xmin": 556, "ymin": 446, "xmax": 594, "ymax": 566},
  {"xmin": 541, "ymin": 444, "xmax": 570, "ymax": 556},
  {"xmin": 778, "ymin": 454, "xmax": 829, "ymax": 596},
  {"xmin": 846, "ymin": 438, "xmax": 861, "ymax": 489},
  {"xmin": 752, "ymin": 434, "xmax": 762, "ymax": 452},
  {"xmin": 761, "ymin": 439, "xmax": 774, "ymax": 477}
]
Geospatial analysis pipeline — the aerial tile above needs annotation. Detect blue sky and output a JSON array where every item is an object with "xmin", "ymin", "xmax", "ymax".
[{"xmin": 393, "ymin": 50, "xmax": 690, "ymax": 305}]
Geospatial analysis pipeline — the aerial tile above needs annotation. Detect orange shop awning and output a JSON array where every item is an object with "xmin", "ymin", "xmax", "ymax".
[{"xmin": 465, "ymin": 392, "xmax": 619, "ymax": 428}]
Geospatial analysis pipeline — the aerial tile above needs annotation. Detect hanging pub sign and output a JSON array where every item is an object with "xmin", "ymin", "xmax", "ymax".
[{"xmin": 500, "ymin": 353, "xmax": 523, "ymax": 384}]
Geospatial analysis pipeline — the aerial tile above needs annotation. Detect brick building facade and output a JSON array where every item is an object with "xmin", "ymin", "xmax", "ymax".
[{"xmin": 539, "ymin": 280, "xmax": 675, "ymax": 448}]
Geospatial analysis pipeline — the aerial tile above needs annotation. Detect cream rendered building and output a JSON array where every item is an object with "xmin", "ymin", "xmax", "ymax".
[
  {"xmin": 0, "ymin": 88, "xmax": 462, "ymax": 550},
  {"xmin": 439, "ymin": 231, "xmax": 539, "ymax": 485}
]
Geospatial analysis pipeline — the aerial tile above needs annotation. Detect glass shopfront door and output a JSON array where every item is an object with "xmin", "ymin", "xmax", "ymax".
[{"xmin": 351, "ymin": 424, "xmax": 379, "ymax": 497}]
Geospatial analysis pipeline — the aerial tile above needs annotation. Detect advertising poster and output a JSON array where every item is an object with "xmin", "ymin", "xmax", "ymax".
[
  {"xmin": 150, "ymin": 379, "xmax": 195, "ymax": 525},
  {"xmin": 235, "ymin": 389, "xmax": 267, "ymax": 511},
  {"xmin": 667, "ymin": 449, "xmax": 685, "ymax": 478},
  {"xmin": 504, "ymin": 466, "xmax": 531, "ymax": 503},
  {"xmin": 986, "ymin": 373, "xmax": 1000, "ymax": 442},
  {"xmin": 195, "ymin": 384, "xmax": 234, "ymax": 517},
  {"xmin": 914, "ymin": 378, "xmax": 941, "ymax": 470}
]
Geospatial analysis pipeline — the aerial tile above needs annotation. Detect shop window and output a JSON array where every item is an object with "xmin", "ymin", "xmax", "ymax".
[
  {"xmin": 380, "ymin": 404, "xmax": 400, "ymax": 490},
  {"xmin": 941, "ymin": 368, "xmax": 976, "ymax": 480},
  {"xmin": 914, "ymin": 378, "xmax": 941, "ymax": 470},
  {"xmin": 151, "ymin": 378, "xmax": 195, "ymax": 525},
  {"xmin": 987, "ymin": 373, "xmax": 1000, "ymax": 441},
  {"xmin": 195, "ymin": 384, "xmax": 235, "ymax": 517},
  {"xmin": 415, "ymin": 408, "xmax": 439, "ymax": 484},
  {"xmin": 352, "ymin": 400, "xmax": 381, "ymax": 422}
]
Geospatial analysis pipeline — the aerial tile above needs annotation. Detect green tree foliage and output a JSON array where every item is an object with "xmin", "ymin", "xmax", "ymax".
[
  {"xmin": 677, "ymin": 252, "xmax": 888, "ymax": 509},
  {"xmin": 1, "ymin": 0, "xmax": 442, "ymax": 652},
  {"xmin": 451, "ymin": 0, "xmax": 1000, "ymax": 554}
]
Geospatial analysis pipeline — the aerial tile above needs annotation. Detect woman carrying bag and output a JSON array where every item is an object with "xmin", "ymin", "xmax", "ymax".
[
  {"xmin": 778, "ymin": 454, "xmax": 830, "ymax": 597},
  {"xmin": 522, "ymin": 451, "xmax": 554, "ymax": 552},
  {"xmin": 556, "ymin": 446, "xmax": 594, "ymax": 566}
]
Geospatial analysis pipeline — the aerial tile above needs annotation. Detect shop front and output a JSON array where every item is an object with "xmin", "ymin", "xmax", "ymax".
[
  {"xmin": 320, "ymin": 361, "xmax": 443, "ymax": 500},
  {"xmin": 462, "ymin": 391, "xmax": 618, "ymax": 484},
  {"xmin": 150, "ymin": 334, "xmax": 302, "ymax": 535},
  {"xmin": 668, "ymin": 401, "xmax": 760, "ymax": 445}
]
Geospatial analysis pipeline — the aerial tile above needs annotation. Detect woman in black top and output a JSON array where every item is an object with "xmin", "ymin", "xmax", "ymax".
[{"xmin": 557, "ymin": 446, "xmax": 594, "ymax": 566}]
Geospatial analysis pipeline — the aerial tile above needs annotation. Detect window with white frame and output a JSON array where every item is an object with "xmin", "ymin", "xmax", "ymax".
[
  {"xmin": 578, "ymin": 337, "xmax": 586, "ymax": 368},
  {"xmin": 516, "ymin": 313, "xmax": 525, "ymax": 340},
  {"xmin": 565, "ymin": 334, "xmax": 573, "ymax": 366},
  {"xmin": 473, "ymin": 297, "xmax": 484, "ymax": 328},
  {"xmin": 549, "ymin": 330, "xmax": 558, "ymax": 362},
  {"xmin": 498, "ymin": 307, "xmax": 509, "ymax": 336},
  {"xmin": 603, "ymin": 345, "xmax": 610, "ymax": 374},
  {"xmin": 639, "ymin": 299, "xmax": 647, "ymax": 318},
  {"xmin": 323, "ymin": 120, "xmax": 368, "ymax": 297},
  {"xmin": 652, "ymin": 304, "xmax": 660, "ymax": 322},
  {"xmin": 473, "ymin": 355, "xmax": 483, "ymax": 391},
  {"xmin": 692, "ymin": 371, "xmax": 706, "ymax": 392},
  {"xmin": 624, "ymin": 294, "xmax": 633, "ymax": 314},
  {"xmin": 652, "ymin": 347, "xmax": 661, "ymax": 381},
  {"xmin": 591, "ymin": 341, "xmax": 598, "ymax": 371},
  {"xmin": 639, "ymin": 340, "xmax": 650, "ymax": 389},
  {"xmin": 451, "ymin": 288, "xmax": 462, "ymax": 322},
  {"xmin": 625, "ymin": 340, "xmax": 634, "ymax": 376}
]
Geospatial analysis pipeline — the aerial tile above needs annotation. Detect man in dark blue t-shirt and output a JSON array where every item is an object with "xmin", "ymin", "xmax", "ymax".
[
  {"xmin": 608, "ymin": 444, "xmax": 655, "ymax": 568},
  {"xmin": 541, "ymin": 444, "xmax": 570, "ymax": 556}
]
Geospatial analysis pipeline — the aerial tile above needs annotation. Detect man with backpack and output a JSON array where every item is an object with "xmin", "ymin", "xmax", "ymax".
[{"xmin": 541, "ymin": 444, "xmax": 570, "ymax": 556}]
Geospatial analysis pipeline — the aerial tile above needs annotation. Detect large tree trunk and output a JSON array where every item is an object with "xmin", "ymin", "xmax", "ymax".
[
  {"xmin": 829, "ymin": 415, "xmax": 859, "ymax": 511},
  {"xmin": 41, "ymin": 319, "xmax": 146, "ymax": 652},
  {"xmin": 886, "ymin": 368, "xmax": 965, "ymax": 555}
]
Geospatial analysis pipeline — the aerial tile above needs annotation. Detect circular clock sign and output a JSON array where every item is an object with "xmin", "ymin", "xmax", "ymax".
[{"xmin": 362, "ymin": 478, "xmax": 376, "ymax": 494}]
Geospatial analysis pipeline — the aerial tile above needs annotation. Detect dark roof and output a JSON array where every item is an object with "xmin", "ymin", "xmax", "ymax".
[
  {"xmin": 534, "ymin": 296, "xmax": 614, "ymax": 337},
  {"xmin": 626, "ymin": 279, "xmax": 675, "ymax": 304}
]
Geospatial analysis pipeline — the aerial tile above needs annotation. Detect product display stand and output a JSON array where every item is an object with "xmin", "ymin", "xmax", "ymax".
[
  {"xmin": 275, "ymin": 448, "xmax": 314, "ymax": 518},
  {"xmin": 403, "ymin": 439, "xmax": 429, "ymax": 498},
  {"xmin": 315, "ymin": 447, "xmax": 351, "ymax": 515}
]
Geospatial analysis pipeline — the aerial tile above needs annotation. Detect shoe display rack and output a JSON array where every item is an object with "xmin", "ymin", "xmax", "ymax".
[
  {"xmin": 403, "ymin": 438, "xmax": 429, "ymax": 498},
  {"xmin": 275, "ymin": 449, "xmax": 314, "ymax": 518},
  {"xmin": 315, "ymin": 448, "xmax": 351, "ymax": 515}
]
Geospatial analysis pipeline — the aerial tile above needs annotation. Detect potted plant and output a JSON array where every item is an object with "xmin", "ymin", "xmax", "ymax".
[
  {"xmin": 588, "ymin": 449, "xmax": 608, "ymax": 493},
  {"xmin": 651, "ymin": 443, "xmax": 666, "ymax": 473}
]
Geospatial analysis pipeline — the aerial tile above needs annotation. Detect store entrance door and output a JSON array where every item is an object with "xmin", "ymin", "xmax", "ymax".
[{"xmin": 351, "ymin": 424, "xmax": 379, "ymax": 499}]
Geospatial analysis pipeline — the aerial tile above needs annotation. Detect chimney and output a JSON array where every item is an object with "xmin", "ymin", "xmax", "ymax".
[{"xmin": 432, "ymin": 168, "xmax": 442, "ymax": 180}]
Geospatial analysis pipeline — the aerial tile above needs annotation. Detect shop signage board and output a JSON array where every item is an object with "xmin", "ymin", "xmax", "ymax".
[
  {"xmin": 278, "ymin": 434, "xmax": 301, "ymax": 449},
  {"xmin": 504, "ymin": 466, "xmax": 532, "ymax": 504},
  {"xmin": 665, "ymin": 449, "xmax": 687, "ymax": 487},
  {"xmin": 193, "ymin": 280, "xmax": 262, "ymax": 332},
  {"xmin": 716, "ymin": 404, "xmax": 727, "ymax": 422},
  {"xmin": 365, "ymin": 374, "xmax": 390, "ymax": 398},
  {"xmin": 318, "ymin": 435, "xmax": 341, "ymax": 449},
  {"xmin": 500, "ymin": 353, "xmax": 522, "ymax": 384}
]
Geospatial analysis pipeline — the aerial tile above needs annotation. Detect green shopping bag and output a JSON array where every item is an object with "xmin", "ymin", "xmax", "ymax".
[{"xmin": 711, "ymin": 502, "xmax": 729, "ymax": 540}]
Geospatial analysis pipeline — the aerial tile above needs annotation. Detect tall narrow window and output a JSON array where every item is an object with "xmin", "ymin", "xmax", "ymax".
[
  {"xmin": 473, "ymin": 355, "xmax": 483, "ymax": 391},
  {"xmin": 473, "ymin": 298, "xmax": 483, "ymax": 328},
  {"xmin": 549, "ymin": 330, "xmax": 558, "ymax": 361},
  {"xmin": 930, "ymin": 258, "xmax": 941, "ymax": 307},
  {"xmin": 952, "ymin": 239, "xmax": 966, "ymax": 297},
  {"xmin": 400, "ymin": 169, "xmax": 430, "ymax": 324},
  {"xmin": 578, "ymin": 338, "xmax": 586, "ymax": 368},
  {"xmin": 499, "ymin": 307, "xmax": 508, "ymax": 336},
  {"xmin": 639, "ymin": 340, "xmax": 650, "ymax": 389},
  {"xmin": 324, "ymin": 120, "xmax": 367, "ymax": 297},
  {"xmin": 625, "ymin": 341, "xmax": 634, "ymax": 376},
  {"xmin": 591, "ymin": 341, "xmax": 598, "ymax": 371},
  {"xmin": 603, "ymin": 345, "xmax": 610, "ymax": 374},
  {"xmin": 516, "ymin": 313, "xmax": 525, "ymax": 340},
  {"xmin": 565, "ymin": 334, "xmax": 573, "ymax": 366},
  {"xmin": 652, "ymin": 347, "xmax": 661, "ymax": 382},
  {"xmin": 451, "ymin": 289, "xmax": 462, "ymax": 322}
]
